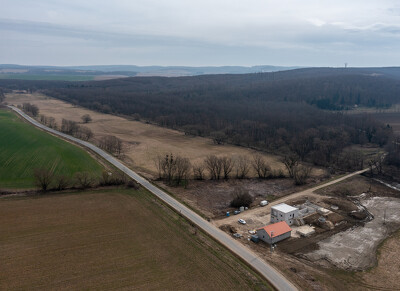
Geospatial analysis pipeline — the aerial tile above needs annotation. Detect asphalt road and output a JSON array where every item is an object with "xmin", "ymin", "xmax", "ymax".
[{"xmin": 9, "ymin": 106, "xmax": 298, "ymax": 291}]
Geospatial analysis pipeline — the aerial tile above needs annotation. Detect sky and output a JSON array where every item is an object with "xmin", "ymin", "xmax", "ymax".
[{"xmin": 1, "ymin": 0, "xmax": 400, "ymax": 67}]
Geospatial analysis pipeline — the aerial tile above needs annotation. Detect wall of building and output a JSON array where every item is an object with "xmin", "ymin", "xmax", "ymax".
[
  {"xmin": 256, "ymin": 229, "xmax": 291, "ymax": 244},
  {"xmin": 270, "ymin": 209, "xmax": 298, "ymax": 225}
]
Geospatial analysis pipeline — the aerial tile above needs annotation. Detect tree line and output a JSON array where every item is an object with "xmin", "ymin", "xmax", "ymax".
[
  {"xmin": 33, "ymin": 168, "xmax": 138, "ymax": 192},
  {"xmin": 154, "ymin": 153, "xmax": 314, "ymax": 186}
]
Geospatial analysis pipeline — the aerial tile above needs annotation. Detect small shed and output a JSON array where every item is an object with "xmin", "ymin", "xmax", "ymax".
[
  {"xmin": 256, "ymin": 221, "xmax": 292, "ymax": 244},
  {"xmin": 270, "ymin": 203, "xmax": 299, "ymax": 225}
]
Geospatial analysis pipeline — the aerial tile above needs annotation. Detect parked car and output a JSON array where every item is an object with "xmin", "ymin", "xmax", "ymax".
[
  {"xmin": 233, "ymin": 210, "xmax": 241, "ymax": 215},
  {"xmin": 238, "ymin": 219, "xmax": 246, "ymax": 225},
  {"xmin": 260, "ymin": 200, "xmax": 268, "ymax": 206}
]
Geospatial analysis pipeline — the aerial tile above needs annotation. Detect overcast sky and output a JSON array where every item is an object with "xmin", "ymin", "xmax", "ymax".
[{"xmin": 1, "ymin": 0, "xmax": 400, "ymax": 67}]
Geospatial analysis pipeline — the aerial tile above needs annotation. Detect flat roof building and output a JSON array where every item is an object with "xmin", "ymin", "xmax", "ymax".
[{"xmin": 271, "ymin": 203, "xmax": 299, "ymax": 226}]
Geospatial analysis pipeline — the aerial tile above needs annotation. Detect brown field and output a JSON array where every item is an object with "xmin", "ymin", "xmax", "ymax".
[
  {"xmin": 0, "ymin": 188, "xmax": 270, "ymax": 290},
  {"xmin": 358, "ymin": 229, "xmax": 400, "ymax": 290},
  {"xmin": 5, "ymin": 92, "xmax": 324, "ymax": 179}
]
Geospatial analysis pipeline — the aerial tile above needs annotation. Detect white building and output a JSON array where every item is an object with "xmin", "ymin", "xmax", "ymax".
[
  {"xmin": 270, "ymin": 203, "xmax": 299, "ymax": 225},
  {"xmin": 257, "ymin": 221, "xmax": 292, "ymax": 244}
]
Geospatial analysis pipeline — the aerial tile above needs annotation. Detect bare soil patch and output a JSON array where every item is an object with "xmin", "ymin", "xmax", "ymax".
[
  {"xmin": 158, "ymin": 175, "xmax": 329, "ymax": 219},
  {"xmin": 0, "ymin": 188, "xmax": 269, "ymax": 290},
  {"xmin": 304, "ymin": 196, "xmax": 400, "ymax": 270}
]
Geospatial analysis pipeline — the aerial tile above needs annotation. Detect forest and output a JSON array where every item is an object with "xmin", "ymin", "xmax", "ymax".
[{"xmin": 1, "ymin": 68, "xmax": 399, "ymax": 168}]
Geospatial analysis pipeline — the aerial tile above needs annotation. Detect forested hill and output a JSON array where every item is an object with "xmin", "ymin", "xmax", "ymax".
[
  {"xmin": 1, "ymin": 67, "xmax": 398, "ymax": 168},
  {"xmin": 1, "ymin": 67, "xmax": 400, "ymax": 109}
]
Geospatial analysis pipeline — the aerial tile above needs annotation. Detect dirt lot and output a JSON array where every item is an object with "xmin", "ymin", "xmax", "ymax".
[
  {"xmin": 5, "ymin": 92, "xmax": 293, "ymax": 179},
  {"xmin": 304, "ymin": 195, "xmax": 400, "ymax": 270},
  {"xmin": 158, "ymin": 177, "xmax": 330, "ymax": 219},
  {"xmin": 213, "ymin": 173, "xmax": 400, "ymax": 290},
  {"xmin": 0, "ymin": 188, "xmax": 270, "ymax": 290}
]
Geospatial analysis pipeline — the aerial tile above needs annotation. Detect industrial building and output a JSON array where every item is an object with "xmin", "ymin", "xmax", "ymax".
[
  {"xmin": 256, "ymin": 221, "xmax": 292, "ymax": 244},
  {"xmin": 270, "ymin": 203, "xmax": 299, "ymax": 225}
]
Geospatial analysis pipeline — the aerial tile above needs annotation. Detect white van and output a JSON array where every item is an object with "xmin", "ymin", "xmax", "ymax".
[{"xmin": 260, "ymin": 200, "xmax": 268, "ymax": 207}]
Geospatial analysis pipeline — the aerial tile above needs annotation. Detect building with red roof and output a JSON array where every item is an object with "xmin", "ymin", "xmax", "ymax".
[{"xmin": 256, "ymin": 221, "xmax": 292, "ymax": 244}]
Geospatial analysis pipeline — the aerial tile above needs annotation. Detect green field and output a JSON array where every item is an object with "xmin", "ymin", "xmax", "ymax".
[
  {"xmin": 0, "ymin": 74, "xmax": 95, "ymax": 81},
  {"xmin": 0, "ymin": 109, "xmax": 104, "ymax": 189},
  {"xmin": 0, "ymin": 188, "xmax": 270, "ymax": 290}
]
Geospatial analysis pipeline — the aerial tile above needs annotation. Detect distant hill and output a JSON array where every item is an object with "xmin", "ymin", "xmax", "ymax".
[{"xmin": 0, "ymin": 64, "xmax": 301, "ymax": 79}]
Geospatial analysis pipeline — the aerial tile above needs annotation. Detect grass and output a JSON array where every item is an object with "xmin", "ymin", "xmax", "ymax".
[
  {"xmin": 0, "ymin": 188, "xmax": 271, "ymax": 290},
  {"xmin": 0, "ymin": 109, "xmax": 104, "ymax": 189},
  {"xmin": 0, "ymin": 74, "xmax": 95, "ymax": 81},
  {"xmin": 5, "ymin": 92, "xmax": 293, "ymax": 179}
]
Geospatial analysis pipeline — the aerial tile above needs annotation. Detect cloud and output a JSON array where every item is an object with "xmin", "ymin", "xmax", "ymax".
[{"xmin": 1, "ymin": 0, "xmax": 400, "ymax": 66}]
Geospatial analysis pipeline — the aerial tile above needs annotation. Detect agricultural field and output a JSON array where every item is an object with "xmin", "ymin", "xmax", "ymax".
[
  {"xmin": 5, "ymin": 92, "xmax": 304, "ymax": 178},
  {"xmin": 0, "ymin": 188, "xmax": 270, "ymax": 290},
  {"xmin": 6, "ymin": 93, "xmax": 292, "ymax": 178},
  {"xmin": 0, "ymin": 109, "xmax": 104, "ymax": 189}
]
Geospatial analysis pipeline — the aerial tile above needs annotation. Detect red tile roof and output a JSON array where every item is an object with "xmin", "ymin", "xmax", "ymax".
[{"xmin": 257, "ymin": 221, "xmax": 292, "ymax": 238}]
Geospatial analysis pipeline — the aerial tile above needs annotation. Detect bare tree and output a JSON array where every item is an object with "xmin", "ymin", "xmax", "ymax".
[
  {"xmin": 235, "ymin": 156, "xmax": 250, "ymax": 179},
  {"xmin": 61, "ymin": 119, "xmax": 79, "ymax": 135},
  {"xmin": 292, "ymin": 165, "xmax": 312, "ymax": 185},
  {"xmin": 154, "ymin": 153, "xmax": 191, "ymax": 186},
  {"xmin": 81, "ymin": 114, "xmax": 92, "ymax": 123},
  {"xmin": 192, "ymin": 163, "xmax": 206, "ymax": 180},
  {"xmin": 40, "ymin": 114, "xmax": 48, "ymax": 124},
  {"xmin": 22, "ymin": 103, "xmax": 39, "ymax": 116},
  {"xmin": 54, "ymin": 175, "xmax": 70, "ymax": 191},
  {"xmin": 175, "ymin": 156, "xmax": 191, "ymax": 185},
  {"xmin": 204, "ymin": 155, "xmax": 223, "ymax": 180},
  {"xmin": 211, "ymin": 131, "xmax": 226, "ymax": 145},
  {"xmin": 283, "ymin": 154, "xmax": 299, "ymax": 178},
  {"xmin": 47, "ymin": 117, "xmax": 57, "ymax": 129},
  {"xmin": 76, "ymin": 126, "xmax": 93, "ymax": 141},
  {"xmin": 230, "ymin": 187, "xmax": 253, "ymax": 207},
  {"xmin": 154, "ymin": 154, "xmax": 165, "ymax": 180},
  {"xmin": 33, "ymin": 168, "xmax": 54, "ymax": 191},
  {"xmin": 368, "ymin": 154, "xmax": 384, "ymax": 176},
  {"xmin": 98, "ymin": 135, "xmax": 123, "ymax": 155},
  {"xmin": 252, "ymin": 154, "xmax": 271, "ymax": 179},
  {"xmin": 221, "ymin": 156, "xmax": 234, "ymax": 179},
  {"xmin": 75, "ymin": 172, "xmax": 93, "ymax": 189}
]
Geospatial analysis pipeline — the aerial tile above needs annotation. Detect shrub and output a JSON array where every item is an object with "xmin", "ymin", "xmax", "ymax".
[{"xmin": 230, "ymin": 187, "xmax": 253, "ymax": 208}]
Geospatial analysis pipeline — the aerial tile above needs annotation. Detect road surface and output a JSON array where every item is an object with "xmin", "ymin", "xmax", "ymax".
[{"xmin": 8, "ymin": 106, "xmax": 298, "ymax": 291}]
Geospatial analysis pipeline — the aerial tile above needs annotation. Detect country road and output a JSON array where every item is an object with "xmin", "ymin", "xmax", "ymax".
[{"xmin": 8, "ymin": 106, "xmax": 298, "ymax": 291}]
